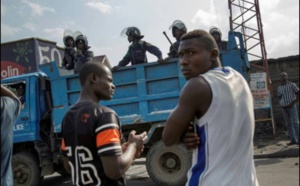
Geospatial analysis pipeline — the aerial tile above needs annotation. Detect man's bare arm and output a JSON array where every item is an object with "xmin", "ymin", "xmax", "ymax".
[
  {"xmin": 100, "ymin": 131, "xmax": 147, "ymax": 179},
  {"xmin": 162, "ymin": 77, "xmax": 212, "ymax": 146},
  {"xmin": 1, "ymin": 85, "xmax": 18, "ymax": 99}
]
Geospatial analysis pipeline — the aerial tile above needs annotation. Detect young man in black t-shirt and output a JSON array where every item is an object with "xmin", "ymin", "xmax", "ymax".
[{"xmin": 61, "ymin": 61, "xmax": 147, "ymax": 186}]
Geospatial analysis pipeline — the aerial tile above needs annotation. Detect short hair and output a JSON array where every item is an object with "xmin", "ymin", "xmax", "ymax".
[
  {"xmin": 181, "ymin": 29, "xmax": 221, "ymax": 67},
  {"xmin": 181, "ymin": 29, "xmax": 219, "ymax": 52},
  {"xmin": 79, "ymin": 61, "xmax": 108, "ymax": 86}
]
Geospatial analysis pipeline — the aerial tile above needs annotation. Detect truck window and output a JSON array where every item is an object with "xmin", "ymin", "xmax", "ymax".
[{"xmin": 5, "ymin": 82, "xmax": 26, "ymax": 110}]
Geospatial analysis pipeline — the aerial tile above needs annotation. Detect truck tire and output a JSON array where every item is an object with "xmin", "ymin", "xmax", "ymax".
[
  {"xmin": 12, "ymin": 152, "xmax": 42, "ymax": 186},
  {"xmin": 146, "ymin": 140, "xmax": 192, "ymax": 186}
]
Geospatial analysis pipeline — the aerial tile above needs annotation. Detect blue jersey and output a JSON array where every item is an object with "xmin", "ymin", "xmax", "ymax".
[{"xmin": 118, "ymin": 40, "xmax": 162, "ymax": 67}]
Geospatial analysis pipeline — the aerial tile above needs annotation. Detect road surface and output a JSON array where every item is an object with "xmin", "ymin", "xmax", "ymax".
[{"xmin": 43, "ymin": 158, "xmax": 299, "ymax": 186}]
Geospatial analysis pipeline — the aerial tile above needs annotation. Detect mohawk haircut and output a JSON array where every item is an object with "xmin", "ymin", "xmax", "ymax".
[{"xmin": 180, "ymin": 29, "xmax": 219, "ymax": 52}]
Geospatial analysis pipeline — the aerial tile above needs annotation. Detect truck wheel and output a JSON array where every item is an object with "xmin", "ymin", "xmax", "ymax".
[
  {"xmin": 146, "ymin": 140, "xmax": 192, "ymax": 186},
  {"xmin": 12, "ymin": 152, "xmax": 42, "ymax": 186}
]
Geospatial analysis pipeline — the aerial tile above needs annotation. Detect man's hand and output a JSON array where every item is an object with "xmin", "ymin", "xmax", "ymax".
[
  {"xmin": 157, "ymin": 58, "xmax": 167, "ymax": 64},
  {"xmin": 101, "ymin": 131, "xmax": 147, "ymax": 179},
  {"xmin": 111, "ymin": 66, "xmax": 119, "ymax": 71},
  {"xmin": 127, "ymin": 130, "xmax": 147, "ymax": 149},
  {"xmin": 134, "ymin": 145, "xmax": 144, "ymax": 158},
  {"xmin": 122, "ymin": 142, "xmax": 145, "ymax": 159},
  {"xmin": 123, "ymin": 131, "xmax": 147, "ymax": 159},
  {"xmin": 183, "ymin": 126, "xmax": 199, "ymax": 150}
]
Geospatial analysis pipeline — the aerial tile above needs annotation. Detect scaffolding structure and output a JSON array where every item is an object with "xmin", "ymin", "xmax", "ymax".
[
  {"xmin": 228, "ymin": 0, "xmax": 276, "ymax": 135},
  {"xmin": 228, "ymin": 0, "xmax": 272, "ymax": 90}
]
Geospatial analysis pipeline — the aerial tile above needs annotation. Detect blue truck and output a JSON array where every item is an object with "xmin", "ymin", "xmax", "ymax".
[{"xmin": 1, "ymin": 31, "xmax": 249, "ymax": 186}]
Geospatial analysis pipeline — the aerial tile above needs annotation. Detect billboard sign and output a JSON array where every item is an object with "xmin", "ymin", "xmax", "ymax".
[
  {"xmin": 250, "ymin": 72, "xmax": 270, "ymax": 109},
  {"xmin": 1, "ymin": 38, "xmax": 64, "ymax": 79}
]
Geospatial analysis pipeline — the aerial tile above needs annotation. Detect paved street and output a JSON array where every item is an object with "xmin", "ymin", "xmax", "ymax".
[
  {"xmin": 255, "ymin": 158, "xmax": 299, "ymax": 186},
  {"xmin": 43, "ymin": 158, "xmax": 299, "ymax": 186}
]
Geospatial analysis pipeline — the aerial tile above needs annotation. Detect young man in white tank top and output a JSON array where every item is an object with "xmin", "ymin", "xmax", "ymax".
[{"xmin": 162, "ymin": 29, "xmax": 259, "ymax": 186}]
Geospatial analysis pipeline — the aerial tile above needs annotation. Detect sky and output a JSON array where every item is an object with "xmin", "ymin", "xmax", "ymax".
[{"xmin": 1, "ymin": 0, "xmax": 299, "ymax": 67}]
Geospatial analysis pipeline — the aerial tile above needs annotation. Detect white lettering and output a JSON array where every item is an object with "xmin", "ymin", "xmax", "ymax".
[
  {"xmin": 51, "ymin": 48, "xmax": 62, "ymax": 66},
  {"xmin": 12, "ymin": 68, "xmax": 19, "ymax": 76},
  {"xmin": 38, "ymin": 46, "xmax": 63, "ymax": 66},
  {"xmin": 13, "ymin": 124, "xmax": 24, "ymax": 131},
  {"xmin": 38, "ymin": 46, "xmax": 51, "ymax": 64},
  {"xmin": 1, "ymin": 66, "xmax": 19, "ymax": 78},
  {"xmin": 1, "ymin": 69, "xmax": 7, "ymax": 78},
  {"xmin": 65, "ymin": 146, "xmax": 101, "ymax": 186}
]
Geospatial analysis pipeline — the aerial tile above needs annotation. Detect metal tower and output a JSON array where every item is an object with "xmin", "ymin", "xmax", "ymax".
[
  {"xmin": 228, "ymin": 0, "xmax": 276, "ymax": 135},
  {"xmin": 228, "ymin": 0, "xmax": 271, "ymax": 90}
]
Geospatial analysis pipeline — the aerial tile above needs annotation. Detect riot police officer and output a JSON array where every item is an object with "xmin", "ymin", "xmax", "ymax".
[
  {"xmin": 167, "ymin": 20, "xmax": 187, "ymax": 59},
  {"xmin": 209, "ymin": 26, "xmax": 226, "ymax": 51},
  {"xmin": 73, "ymin": 35, "xmax": 94, "ymax": 73},
  {"xmin": 62, "ymin": 33, "xmax": 76, "ymax": 70},
  {"xmin": 111, "ymin": 26, "xmax": 163, "ymax": 71},
  {"xmin": 209, "ymin": 26, "xmax": 228, "ymax": 65}
]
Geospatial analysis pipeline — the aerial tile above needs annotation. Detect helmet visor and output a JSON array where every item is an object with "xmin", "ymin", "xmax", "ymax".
[
  {"xmin": 73, "ymin": 31, "xmax": 83, "ymax": 40},
  {"xmin": 120, "ymin": 27, "xmax": 131, "ymax": 37},
  {"xmin": 169, "ymin": 20, "xmax": 186, "ymax": 30}
]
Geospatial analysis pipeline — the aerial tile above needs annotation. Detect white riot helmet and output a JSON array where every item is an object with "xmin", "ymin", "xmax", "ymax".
[
  {"xmin": 75, "ymin": 35, "xmax": 90, "ymax": 50},
  {"xmin": 209, "ymin": 26, "xmax": 222, "ymax": 41},
  {"xmin": 63, "ymin": 29, "xmax": 74, "ymax": 47},
  {"xmin": 121, "ymin": 26, "xmax": 144, "ymax": 39},
  {"xmin": 169, "ymin": 20, "xmax": 187, "ymax": 37}
]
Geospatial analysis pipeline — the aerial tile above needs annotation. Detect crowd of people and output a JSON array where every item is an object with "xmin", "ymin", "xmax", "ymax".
[{"xmin": 1, "ymin": 19, "xmax": 299, "ymax": 186}]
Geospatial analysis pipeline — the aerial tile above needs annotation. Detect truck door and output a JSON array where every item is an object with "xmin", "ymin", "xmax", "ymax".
[
  {"xmin": 4, "ymin": 78, "xmax": 32, "ymax": 142},
  {"xmin": 15, "ymin": 79, "xmax": 30, "ymax": 135}
]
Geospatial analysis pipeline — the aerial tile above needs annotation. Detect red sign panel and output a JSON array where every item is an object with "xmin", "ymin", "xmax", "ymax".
[{"xmin": 1, "ymin": 61, "xmax": 27, "ymax": 79}]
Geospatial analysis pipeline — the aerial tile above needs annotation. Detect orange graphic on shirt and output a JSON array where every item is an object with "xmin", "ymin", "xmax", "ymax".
[
  {"xmin": 61, "ymin": 138, "xmax": 66, "ymax": 150},
  {"xmin": 96, "ymin": 129, "xmax": 121, "ymax": 147}
]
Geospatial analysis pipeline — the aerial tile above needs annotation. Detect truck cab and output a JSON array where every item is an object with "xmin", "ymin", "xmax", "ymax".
[
  {"xmin": 2, "ymin": 73, "xmax": 57, "ymax": 186},
  {"xmin": 3, "ymin": 73, "xmax": 47, "ymax": 142}
]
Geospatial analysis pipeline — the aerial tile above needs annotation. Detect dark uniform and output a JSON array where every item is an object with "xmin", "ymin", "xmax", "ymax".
[
  {"xmin": 118, "ymin": 40, "xmax": 162, "ymax": 67},
  {"xmin": 62, "ymin": 35, "xmax": 76, "ymax": 70},
  {"xmin": 167, "ymin": 40, "xmax": 180, "ymax": 59},
  {"xmin": 61, "ymin": 102, "xmax": 125, "ymax": 186},
  {"xmin": 62, "ymin": 47, "xmax": 76, "ymax": 70},
  {"xmin": 209, "ymin": 27, "xmax": 228, "ymax": 65},
  {"xmin": 73, "ymin": 50, "xmax": 94, "ymax": 72},
  {"xmin": 167, "ymin": 20, "xmax": 187, "ymax": 59},
  {"xmin": 73, "ymin": 35, "xmax": 94, "ymax": 73},
  {"xmin": 209, "ymin": 27, "xmax": 227, "ymax": 51},
  {"xmin": 113, "ymin": 26, "xmax": 162, "ymax": 69}
]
